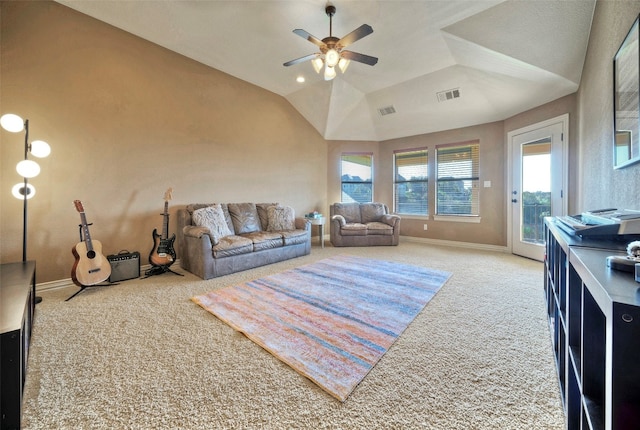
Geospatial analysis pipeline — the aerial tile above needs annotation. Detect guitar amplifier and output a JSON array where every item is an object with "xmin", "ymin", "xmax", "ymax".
[{"xmin": 107, "ymin": 250, "xmax": 140, "ymax": 282}]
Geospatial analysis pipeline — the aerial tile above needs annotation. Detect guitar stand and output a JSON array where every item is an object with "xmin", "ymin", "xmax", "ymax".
[
  {"xmin": 143, "ymin": 265, "xmax": 183, "ymax": 278},
  {"xmin": 66, "ymin": 223, "xmax": 118, "ymax": 302},
  {"xmin": 65, "ymin": 282, "xmax": 118, "ymax": 302}
]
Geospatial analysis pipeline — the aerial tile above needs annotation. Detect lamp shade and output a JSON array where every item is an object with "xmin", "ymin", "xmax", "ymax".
[
  {"xmin": 325, "ymin": 49, "xmax": 340, "ymax": 67},
  {"xmin": 312, "ymin": 58, "xmax": 324, "ymax": 74},
  {"xmin": 0, "ymin": 113, "xmax": 25, "ymax": 133},
  {"xmin": 16, "ymin": 159, "xmax": 41, "ymax": 178},
  {"xmin": 324, "ymin": 65, "xmax": 336, "ymax": 81},
  {"xmin": 338, "ymin": 58, "xmax": 350, "ymax": 73},
  {"xmin": 30, "ymin": 140, "xmax": 51, "ymax": 158},
  {"xmin": 12, "ymin": 183, "xmax": 36, "ymax": 200}
]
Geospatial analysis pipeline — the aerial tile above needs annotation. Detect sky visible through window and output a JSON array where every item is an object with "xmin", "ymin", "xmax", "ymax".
[
  {"xmin": 343, "ymin": 161, "xmax": 371, "ymax": 180},
  {"xmin": 523, "ymin": 154, "xmax": 551, "ymax": 192}
]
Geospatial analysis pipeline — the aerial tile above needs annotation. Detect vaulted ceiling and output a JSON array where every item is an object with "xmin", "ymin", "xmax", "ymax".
[{"xmin": 56, "ymin": 0, "xmax": 596, "ymax": 141}]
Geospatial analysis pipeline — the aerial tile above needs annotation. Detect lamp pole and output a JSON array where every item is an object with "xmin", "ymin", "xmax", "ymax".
[
  {"xmin": 1, "ymin": 113, "xmax": 50, "ymax": 304},
  {"xmin": 22, "ymin": 119, "xmax": 29, "ymax": 262}
]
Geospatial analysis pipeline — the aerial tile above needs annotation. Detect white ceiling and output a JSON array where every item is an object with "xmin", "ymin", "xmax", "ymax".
[{"xmin": 56, "ymin": 0, "xmax": 596, "ymax": 141}]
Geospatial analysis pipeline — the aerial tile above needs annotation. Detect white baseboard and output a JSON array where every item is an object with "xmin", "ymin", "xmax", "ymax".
[
  {"xmin": 399, "ymin": 235, "xmax": 509, "ymax": 253},
  {"xmin": 36, "ymin": 262, "xmax": 169, "ymax": 293}
]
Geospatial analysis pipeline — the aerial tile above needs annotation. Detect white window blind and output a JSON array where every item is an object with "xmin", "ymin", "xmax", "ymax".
[
  {"xmin": 436, "ymin": 142, "xmax": 480, "ymax": 215},
  {"xmin": 394, "ymin": 149, "xmax": 428, "ymax": 215}
]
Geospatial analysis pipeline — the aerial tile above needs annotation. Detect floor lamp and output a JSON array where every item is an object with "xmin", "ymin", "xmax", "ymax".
[{"xmin": 1, "ymin": 113, "xmax": 51, "ymax": 303}]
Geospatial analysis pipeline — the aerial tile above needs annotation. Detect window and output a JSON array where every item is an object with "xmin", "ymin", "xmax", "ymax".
[
  {"xmin": 394, "ymin": 148, "xmax": 428, "ymax": 215},
  {"xmin": 340, "ymin": 153, "xmax": 372, "ymax": 203},
  {"xmin": 436, "ymin": 141, "xmax": 479, "ymax": 215}
]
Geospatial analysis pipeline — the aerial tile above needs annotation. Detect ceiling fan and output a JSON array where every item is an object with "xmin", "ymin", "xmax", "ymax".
[{"xmin": 283, "ymin": 4, "xmax": 378, "ymax": 81}]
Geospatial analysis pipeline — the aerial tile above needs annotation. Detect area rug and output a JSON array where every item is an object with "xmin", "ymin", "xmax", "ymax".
[{"xmin": 191, "ymin": 255, "xmax": 452, "ymax": 401}]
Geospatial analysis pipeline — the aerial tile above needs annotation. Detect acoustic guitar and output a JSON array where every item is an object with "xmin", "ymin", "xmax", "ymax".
[
  {"xmin": 71, "ymin": 200, "xmax": 111, "ymax": 287},
  {"xmin": 149, "ymin": 188, "xmax": 176, "ymax": 268}
]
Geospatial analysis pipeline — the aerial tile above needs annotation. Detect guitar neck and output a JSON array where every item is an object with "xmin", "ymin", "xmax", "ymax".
[
  {"xmin": 162, "ymin": 201, "xmax": 169, "ymax": 239},
  {"xmin": 80, "ymin": 212, "xmax": 94, "ymax": 252}
]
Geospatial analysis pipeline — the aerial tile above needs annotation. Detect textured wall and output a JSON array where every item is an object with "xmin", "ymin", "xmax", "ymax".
[
  {"xmin": 578, "ymin": 0, "xmax": 640, "ymax": 211},
  {"xmin": 376, "ymin": 122, "xmax": 507, "ymax": 246},
  {"xmin": 0, "ymin": 1, "xmax": 327, "ymax": 282}
]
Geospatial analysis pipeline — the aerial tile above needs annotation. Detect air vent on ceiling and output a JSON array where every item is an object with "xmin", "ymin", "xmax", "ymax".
[
  {"xmin": 378, "ymin": 105, "xmax": 397, "ymax": 116},
  {"xmin": 436, "ymin": 88, "xmax": 461, "ymax": 102}
]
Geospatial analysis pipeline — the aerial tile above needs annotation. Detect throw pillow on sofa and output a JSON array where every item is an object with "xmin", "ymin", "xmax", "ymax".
[
  {"xmin": 192, "ymin": 204, "xmax": 233, "ymax": 243},
  {"xmin": 267, "ymin": 205, "xmax": 295, "ymax": 231}
]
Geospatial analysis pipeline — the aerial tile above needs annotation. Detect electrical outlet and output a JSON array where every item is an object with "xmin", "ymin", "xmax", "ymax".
[{"xmin": 423, "ymin": 224, "xmax": 428, "ymax": 231}]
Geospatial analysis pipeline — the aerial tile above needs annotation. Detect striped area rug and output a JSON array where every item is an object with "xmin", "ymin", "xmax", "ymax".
[{"xmin": 192, "ymin": 255, "xmax": 452, "ymax": 401}]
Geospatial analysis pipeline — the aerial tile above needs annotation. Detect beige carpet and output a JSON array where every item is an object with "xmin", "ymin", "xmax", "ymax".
[{"xmin": 22, "ymin": 242, "xmax": 564, "ymax": 429}]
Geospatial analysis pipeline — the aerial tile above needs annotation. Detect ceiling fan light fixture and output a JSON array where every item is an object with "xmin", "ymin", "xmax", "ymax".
[
  {"xmin": 338, "ymin": 58, "xmax": 350, "ymax": 73},
  {"xmin": 325, "ymin": 48, "xmax": 340, "ymax": 67},
  {"xmin": 324, "ymin": 65, "xmax": 336, "ymax": 81},
  {"xmin": 312, "ymin": 57, "xmax": 324, "ymax": 73},
  {"xmin": 284, "ymin": 5, "xmax": 377, "ymax": 79}
]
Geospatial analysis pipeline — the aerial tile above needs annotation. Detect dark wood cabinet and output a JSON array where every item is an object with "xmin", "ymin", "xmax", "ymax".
[
  {"xmin": 544, "ymin": 219, "xmax": 640, "ymax": 430},
  {"xmin": 1, "ymin": 261, "xmax": 36, "ymax": 430}
]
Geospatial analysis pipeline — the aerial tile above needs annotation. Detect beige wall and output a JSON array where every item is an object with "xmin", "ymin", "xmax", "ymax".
[
  {"xmin": 377, "ymin": 122, "xmax": 506, "ymax": 246},
  {"xmin": 3, "ymin": 0, "xmax": 638, "ymax": 283},
  {"xmin": 577, "ymin": 0, "xmax": 640, "ymax": 211},
  {"xmin": 0, "ymin": 1, "xmax": 327, "ymax": 282}
]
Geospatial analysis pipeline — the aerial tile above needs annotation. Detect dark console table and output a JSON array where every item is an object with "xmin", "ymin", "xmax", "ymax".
[
  {"xmin": 544, "ymin": 219, "xmax": 640, "ymax": 429},
  {"xmin": 1, "ymin": 261, "xmax": 36, "ymax": 430}
]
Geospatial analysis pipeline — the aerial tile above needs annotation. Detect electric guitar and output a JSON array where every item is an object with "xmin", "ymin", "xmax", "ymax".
[
  {"xmin": 71, "ymin": 200, "xmax": 111, "ymax": 286},
  {"xmin": 149, "ymin": 188, "xmax": 176, "ymax": 267}
]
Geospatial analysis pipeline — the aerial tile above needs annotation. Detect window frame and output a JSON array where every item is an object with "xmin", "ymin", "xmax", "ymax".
[
  {"xmin": 340, "ymin": 152, "xmax": 373, "ymax": 203},
  {"xmin": 435, "ymin": 140, "xmax": 480, "ymax": 217},
  {"xmin": 393, "ymin": 147, "xmax": 429, "ymax": 216}
]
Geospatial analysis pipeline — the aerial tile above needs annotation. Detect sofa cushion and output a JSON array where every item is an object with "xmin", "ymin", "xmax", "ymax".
[
  {"xmin": 366, "ymin": 221, "xmax": 393, "ymax": 235},
  {"xmin": 267, "ymin": 205, "xmax": 295, "ymax": 231},
  {"xmin": 361, "ymin": 203, "xmax": 387, "ymax": 223},
  {"xmin": 332, "ymin": 203, "xmax": 362, "ymax": 223},
  {"xmin": 341, "ymin": 223, "xmax": 368, "ymax": 236},
  {"xmin": 241, "ymin": 231, "xmax": 283, "ymax": 251},
  {"xmin": 228, "ymin": 203, "xmax": 261, "ymax": 234},
  {"xmin": 192, "ymin": 204, "xmax": 233, "ymax": 244},
  {"xmin": 212, "ymin": 235, "xmax": 253, "ymax": 258},
  {"xmin": 281, "ymin": 229, "xmax": 309, "ymax": 245},
  {"xmin": 220, "ymin": 204, "xmax": 235, "ymax": 233}
]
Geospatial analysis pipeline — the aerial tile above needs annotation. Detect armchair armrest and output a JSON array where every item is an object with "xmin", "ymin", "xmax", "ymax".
[{"xmin": 380, "ymin": 214, "xmax": 401, "ymax": 228}]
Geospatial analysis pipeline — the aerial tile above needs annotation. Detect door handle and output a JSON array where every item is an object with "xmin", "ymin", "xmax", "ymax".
[{"xmin": 512, "ymin": 199, "xmax": 518, "ymax": 203}]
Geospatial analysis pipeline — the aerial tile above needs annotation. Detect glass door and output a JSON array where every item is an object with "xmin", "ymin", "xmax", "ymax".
[{"xmin": 510, "ymin": 117, "xmax": 566, "ymax": 261}]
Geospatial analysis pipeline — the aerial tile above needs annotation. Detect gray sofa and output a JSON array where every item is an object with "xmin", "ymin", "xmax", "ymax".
[
  {"xmin": 330, "ymin": 202, "xmax": 401, "ymax": 247},
  {"xmin": 177, "ymin": 203, "xmax": 311, "ymax": 279}
]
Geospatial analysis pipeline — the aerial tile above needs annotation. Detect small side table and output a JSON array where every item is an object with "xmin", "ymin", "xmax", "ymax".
[{"xmin": 306, "ymin": 216, "xmax": 326, "ymax": 248}]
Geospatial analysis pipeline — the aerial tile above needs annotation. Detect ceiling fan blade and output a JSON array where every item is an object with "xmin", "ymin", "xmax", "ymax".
[
  {"xmin": 293, "ymin": 29, "xmax": 325, "ymax": 48},
  {"xmin": 341, "ymin": 50, "xmax": 378, "ymax": 66},
  {"xmin": 337, "ymin": 24, "xmax": 373, "ymax": 48},
  {"xmin": 283, "ymin": 53, "xmax": 320, "ymax": 67}
]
